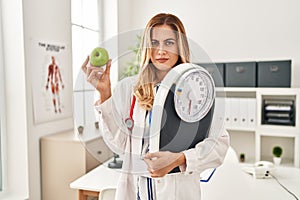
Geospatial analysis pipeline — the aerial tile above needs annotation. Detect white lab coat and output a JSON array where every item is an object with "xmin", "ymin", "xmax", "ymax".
[{"xmin": 95, "ymin": 75, "xmax": 230, "ymax": 200}]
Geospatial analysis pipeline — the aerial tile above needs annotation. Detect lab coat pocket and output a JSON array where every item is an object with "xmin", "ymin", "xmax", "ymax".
[
  {"xmin": 155, "ymin": 172, "xmax": 201, "ymax": 200},
  {"xmin": 176, "ymin": 172, "xmax": 201, "ymax": 200},
  {"xmin": 155, "ymin": 175, "xmax": 176, "ymax": 200}
]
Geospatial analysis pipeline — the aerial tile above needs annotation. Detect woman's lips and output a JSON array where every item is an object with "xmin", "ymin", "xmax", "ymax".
[{"xmin": 156, "ymin": 58, "xmax": 168, "ymax": 63}]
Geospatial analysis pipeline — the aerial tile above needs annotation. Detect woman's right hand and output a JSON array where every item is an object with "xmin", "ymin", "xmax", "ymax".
[{"xmin": 81, "ymin": 56, "xmax": 112, "ymax": 103}]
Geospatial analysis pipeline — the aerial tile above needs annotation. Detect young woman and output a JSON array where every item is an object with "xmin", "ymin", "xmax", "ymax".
[{"xmin": 82, "ymin": 13, "xmax": 229, "ymax": 200}]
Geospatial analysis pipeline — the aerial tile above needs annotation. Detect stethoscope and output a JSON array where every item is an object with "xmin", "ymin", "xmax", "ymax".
[
  {"xmin": 125, "ymin": 95, "xmax": 152, "ymax": 157},
  {"xmin": 125, "ymin": 95, "xmax": 136, "ymax": 131},
  {"xmin": 125, "ymin": 94, "xmax": 153, "ymax": 131},
  {"xmin": 124, "ymin": 95, "xmax": 154, "ymax": 199}
]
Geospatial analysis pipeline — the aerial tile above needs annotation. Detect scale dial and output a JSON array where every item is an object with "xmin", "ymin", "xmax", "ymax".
[{"xmin": 174, "ymin": 68, "xmax": 215, "ymax": 123}]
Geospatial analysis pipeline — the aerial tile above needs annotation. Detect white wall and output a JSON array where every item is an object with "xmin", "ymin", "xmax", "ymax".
[
  {"xmin": 1, "ymin": 0, "xmax": 29, "ymax": 198},
  {"xmin": 1, "ymin": 0, "xmax": 73, "ymax": 199},
  {"xmin": 22, "ymin": 0, "xmax": 73, "ymax": 199},
  {"xmin": 118, "ymin": 0, "xmax": 300, "ymax": 87},
  {"xmin": 1, "ymin": 0, "xmax": 120, "ymax": 199},
  {"xmin": 102, "ymin": 0, "xmax": 119, "ymax": 87}
]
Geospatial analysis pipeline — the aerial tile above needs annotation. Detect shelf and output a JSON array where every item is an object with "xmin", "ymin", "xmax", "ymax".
[
  {"xmin": 228, "ymin": 130, "xmax": 255, "ymax": 165},
  {"xmin": 258, "ymin": 122, "xmax": 298, "ymax": 133},
  {"xmin": 238, "ymin": 158, "xmax": 256, "ymax": 165},
  {"xmin": 217, "ymin": 87, "xmax": 257, "ymax": 92},
  {"xmin": 258, "ymin": 123, "xmax": 298, "ymax": 135},
  {"xmin": 216, "ymin": 87, "xmax": 256, "ymax": 98},
  {"xmin": 226, "ymin": 127, "xmax": 256, "ymax": 132},
  {"xmin": 216, "ymin": 87, "xmax": 300, "ymax": 93},
  {"xmin": 260, "ymin": 156, "xmax": 294, "ymax": 167},
  {"xmin": 224, "ymin": 88, "xmax": 300, "ymax": 168},
  {"xmin": 238, "ymin": 159, "xmax": 294, "ymax": 167},
  {"xmin": 257, "ymin": 130, "xmax": 298, "ymax": 138}
]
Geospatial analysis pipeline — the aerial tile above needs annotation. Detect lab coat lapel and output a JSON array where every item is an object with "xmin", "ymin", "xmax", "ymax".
[
  {"xmin": 132, "ymin": 101, "xmax": 146, "ymax": 154},
  {"xmin": 131, "ymin": 100, "xmax": 150, "ymax": 175}
]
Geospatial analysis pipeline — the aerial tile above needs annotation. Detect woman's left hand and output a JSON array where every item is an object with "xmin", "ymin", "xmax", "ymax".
[{"xmin": 144, "ymin": 151, "xmax": 186, "ymax": 178}]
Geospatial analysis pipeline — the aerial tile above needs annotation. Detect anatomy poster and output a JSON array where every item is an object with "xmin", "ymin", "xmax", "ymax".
[{"xmin": 31, "ymin": 39, "xmax": 72, "ymax": 124}]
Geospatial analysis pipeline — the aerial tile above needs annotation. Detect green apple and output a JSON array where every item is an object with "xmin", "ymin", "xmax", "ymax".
[{"xmin": 90, "ymin": 47, "xmax": 109, "ymax": 67}]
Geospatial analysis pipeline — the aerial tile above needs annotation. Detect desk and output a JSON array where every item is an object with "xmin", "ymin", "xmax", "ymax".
[
  {"xmin": 70, "ymin": 164, "xmax": 120, "ymax": 200},
  {"xmin": 71, "ymin": 161, "xmax": 300, "ymax": 200},
  {"xmin": 201, "ymin": 162, "xmax": 300, "ymax": 200}
]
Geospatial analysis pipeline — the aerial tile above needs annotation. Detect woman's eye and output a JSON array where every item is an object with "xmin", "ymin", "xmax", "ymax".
[
  {"xmin": 151, "ymin": 40, "xmax": 159, "ymax": 47},
  {"xmin": 165, "ymin": 40, "xmax": 175, "ymax": 46}
]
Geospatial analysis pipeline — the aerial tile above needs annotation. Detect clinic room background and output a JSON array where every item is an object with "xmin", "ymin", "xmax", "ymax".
[{"xmin": 1, "ymin": 0, "xmax": 300, "ymax": 199}]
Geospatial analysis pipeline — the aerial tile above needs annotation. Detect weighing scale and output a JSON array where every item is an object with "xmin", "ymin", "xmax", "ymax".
[{"xmin": 149, "ymin": 63, "xmax": 215, "ymax": 173}]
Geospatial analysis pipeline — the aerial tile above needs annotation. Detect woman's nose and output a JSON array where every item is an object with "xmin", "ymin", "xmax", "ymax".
[{"xmin": 157, "ymin": 45, "xmax": 166, "ymax": 55}]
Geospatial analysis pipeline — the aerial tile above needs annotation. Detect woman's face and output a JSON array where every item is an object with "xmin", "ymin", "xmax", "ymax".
[{"xmin": 150, "ymin": 24, "xmax": 179, "ymax": 73}]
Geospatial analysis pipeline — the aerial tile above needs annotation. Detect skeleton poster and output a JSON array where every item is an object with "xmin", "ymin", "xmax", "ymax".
[{"xmin": 31, "ymin": 39, "xmax": 72, "ymax": 124}]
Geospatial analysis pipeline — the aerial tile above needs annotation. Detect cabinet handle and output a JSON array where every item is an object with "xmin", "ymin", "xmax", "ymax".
[
  {"xmin": 270, "ymin": 65, "xmax": 279, "ymax": 72},
  {"xmin": 235, "ymin": 66, "xmax": 245, "ymax": 73},
  {"xmin": 97, "ymin": 151, "xmax": 102, "ymax": 154}
]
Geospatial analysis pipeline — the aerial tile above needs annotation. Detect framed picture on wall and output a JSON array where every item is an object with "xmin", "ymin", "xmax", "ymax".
[{"xmin": 30, "ymin": 39, "xmax": 73, "ymax": 124}]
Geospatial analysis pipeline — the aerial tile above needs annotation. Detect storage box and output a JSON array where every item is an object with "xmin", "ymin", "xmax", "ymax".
[
  {"xmin": 197, "ymin": 63, "xmax": 224, "ymax": 87},
  {"xmin": 225, "ymin": 62, "xmax": 256, "ymax": 87},
  {"xmin": 257, "ymin": 60, "xmax": 291, "ymax": 87}
]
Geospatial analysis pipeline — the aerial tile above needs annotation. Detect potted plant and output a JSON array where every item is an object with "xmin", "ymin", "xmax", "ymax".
[
  {"xmin": 239, "ymin": 153, "xmax": 245, "ymax": 163},
  {"xmin": 272, "ymin": 146, "xmax": 283, "ymax": 165},
  {"xmin": 120, "ymin": 35, "xmax": 141, "ymax": 79}
]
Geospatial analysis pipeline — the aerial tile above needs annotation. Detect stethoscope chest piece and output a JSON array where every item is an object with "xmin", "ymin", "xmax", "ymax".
[
  {"xmin": 125, "ymin": 117, "xmax": 134, "ymax": 131},
  {"xmin": 125, "ymin": 95, "xmax": 137, "ymax": 131}
]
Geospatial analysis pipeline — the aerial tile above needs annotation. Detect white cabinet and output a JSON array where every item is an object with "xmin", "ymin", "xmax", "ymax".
[
  {"xmin": 218, "ymin": 87, "xmax": 300, "ymax": 167},
  {"xmin": 41, "ymin": 127, "xmax": 113, "ymax": 200}
]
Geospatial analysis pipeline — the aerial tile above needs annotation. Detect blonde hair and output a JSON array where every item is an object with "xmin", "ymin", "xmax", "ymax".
[{"xmin": 134, "ymin": 13, "xmax": 190, "ymax": 110}]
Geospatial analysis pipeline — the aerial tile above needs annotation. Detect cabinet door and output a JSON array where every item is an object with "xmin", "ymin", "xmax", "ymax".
[
  {"xmin": 85, "ymin": 137, "xmax": 113, "ymax": 165},
  {"xmin": 230, "ymin": 98, "xmax": 241, "ymax": 127},
  {"xmin": 247, "ymin": 98, "xmax": 257, "ymax": 128},
  {"xmin": 224, "ymin": 98, "xmax": 232, "ymax": 127},
  {"xmin": 41, "ymin": 138, "xmax": 86, "ymax": 200},
  {"xmin": 239, "ymin": 98, "xmax": 249, "ymax": 127}
]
